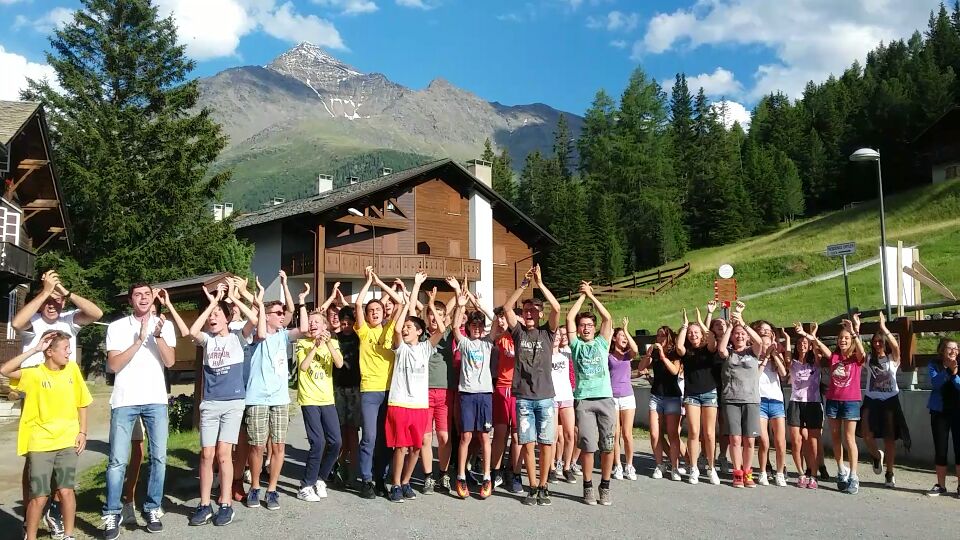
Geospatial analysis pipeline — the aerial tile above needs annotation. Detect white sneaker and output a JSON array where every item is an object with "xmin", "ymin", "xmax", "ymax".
[
  {"xmin": 652, "ymin": 465, "xmax": 663, "ymax": 479},
  {"xmin": 671, "ymin": 468, "xmax": 682, "ymax": 481},
  {"xmin": 718, "ymin": 456, "xmax": 728, "ymax": 473},
  {"xmin": 688, "ymin": 466, "xmax": 699, "ymax": 485},
  {"xmin": 775, "ymin": 472, "xmax": 787, "ymax": 487},
  {"xmin": 758, "ymin": 472, "xmax": 769, "ymax": 486},
  {"xmin": 120, "ymin": 502, "xmax": 137, "ymax": 526},
  {"xmin": 709, "ymin": 469, "xmax": 721, "ymax": 485},
  {"xmin": 314, "ymin": 479, "xmax": 328, "ymax": 498},
  {"xmin": 297, "ymin": 486, "xmax": 321, "ymax": 502},
  {"xmin": 676, "ymin": 466, "xmax": 687, "ymax": 476},
  {"xmin": 572, "ymin": 462, "xmax": 583, "ymax": 476},
  {"xmin": 612, "ymin": 464, "xmax": 624, "ymax": 480},
  {"xmin": 243, "ymin": 469, "xmax": 252, "ymax": 483},
  {"xmin": 624, "ymin": 464, "xmax": 637, "ymax": 480}
]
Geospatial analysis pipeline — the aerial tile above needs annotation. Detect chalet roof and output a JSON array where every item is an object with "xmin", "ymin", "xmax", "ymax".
[
  {"xmin": 232, "ymin": 158, "xmax": 559, "ymax": 246},
  {"xmin": 0, "ymin": 101, "xmax": 40, "ymax": 146},
  {"xmin": 914, "ymin": 106, "xmax": 960, "ymax": 146}
]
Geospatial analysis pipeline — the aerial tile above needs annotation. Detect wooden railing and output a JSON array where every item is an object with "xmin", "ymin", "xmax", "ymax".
[
  {"xmin": 282, "ymin": 249, "xmax": 481, "ymax": 280},
  {"xmin": 560, "ymin": 262, "xmax": 691, "ymax": 302}
]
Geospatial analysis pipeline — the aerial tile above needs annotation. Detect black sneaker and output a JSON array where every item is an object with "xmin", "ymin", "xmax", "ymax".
[
  {"xmin": 213, "ymin": 504, "xmax": 234, "ymax": 527},
  {"xmin": 564, "ymin": 469, "xmax": 578, "ymax": 484},
  {"xmin": 818, "ymin": 465, "xmax": 830, "ymax": 481},
  {"xmin": 547, "ymin": 470, "xmax": 558, "ymax": 484},
  {"xmin": 927, "ymin": 484, "xmax": 948, "ymax": 497},
  {"xmin": 264, "ymin": 491, "xmax": 281, "ymax": 510},
  {"xmin": 439, "ymin": 473, "xmax": 452, "ymax": 492},
  {"xmin": 360, "ymin": 481, "xmax": 377, "ymax": 499},
  {"xmin": 102, "ymin": 514, "xmax": 120, "ymax": 540},
  {"xmin": 244, "ymin": 488, "xmax": 260, "ymax": 508},
  {"xmin": 375, "ymin": 481, "xmax": 389, "ymax": 498},
  {"xmin": 188, "ymin": 504, "xmax": 213, "ymax": 526},
  {"xmin": 402, "ymin": 484, "xmax": 417, "ymax": 500},
  {"xmin": 143, "ymin": 509, "xmax": 163, "ymax": 533},
  {"xmin": 522, "ymin": 487, "xmax": 538, "ymax": 506},
  {"xmin": 537, "ymin": 487, "xmax": 552, "ymax": 506},
  {"xmin": 388, "ymin": 485, "xmax": 404, "ymax": 503},
  {"xmin": 45, "ymin": 502, "xmax": 65, "ymax": 538}
]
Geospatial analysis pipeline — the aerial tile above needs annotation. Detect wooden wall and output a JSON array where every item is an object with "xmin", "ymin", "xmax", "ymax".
[
  {"xmin": 492, "ymin": 219, "xmax": 534, "ymax": 307},
  {"xmin": 413, "ymin": 179, "xmax": 470, "ymax": 258}
]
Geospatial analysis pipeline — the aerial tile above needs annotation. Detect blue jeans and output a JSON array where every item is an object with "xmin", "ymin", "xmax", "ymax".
[
  {"xmin": 359, "ymin": 391, "xmax": 388, "ymax": 482},
  {"xmin": 104, "ymin": 404, "xmax": 168, "ymax": 515},
  {"xmin": 516, "ymin": 397, "xmax": 556, "ymax": 445},
  {"xmin": 302, "ymin": 405, "xmax": 343, "ymax": 486}
]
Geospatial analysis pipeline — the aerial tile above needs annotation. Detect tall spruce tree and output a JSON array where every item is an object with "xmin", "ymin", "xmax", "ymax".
[
  {"xmin": 492, "ymin": 148, "xmax": 516, "ymax": 202},
  {"xmin": 670, "ymin": 74, "xmax": 695, "ymax": 192},
  {"xmin": 24, "ymin": 0, "xmax": 251, "ymax": 297}
]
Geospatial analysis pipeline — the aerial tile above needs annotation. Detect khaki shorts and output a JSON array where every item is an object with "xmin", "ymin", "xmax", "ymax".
[
  {"xmin": 245, "ymin": 404, "xmax": 290, "ymax": 446},
  {"xmin": 26, "ymin": 448, "xmax": 78, "ymax": 499},
  {"xmin": 335, "ymin": 386, "xmax": 362, "ymax": 427}
]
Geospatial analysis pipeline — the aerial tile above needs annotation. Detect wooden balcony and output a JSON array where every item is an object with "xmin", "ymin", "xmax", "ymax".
[
  {"xmin": 324, "ymin": 250, "xmax": 480, "ymax": 280},
  {"xmin": 0, "ymin": 241, "xmax": 36, "ymax": 281}
]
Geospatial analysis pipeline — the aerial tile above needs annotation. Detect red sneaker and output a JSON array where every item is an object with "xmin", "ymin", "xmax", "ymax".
[
  {"xmin": 455, "ymin": 479, "xmax": 470, "ymax": 499},
  {"xmin": 480, "ymin": 479, "xmax": 492, "ymax": 499},
  {"xmin": 732, "ymin": 469, "xmax": 744, "ymax": 488},
  {"xmin": 744, "ymin": 470, "xmax": 756, "ymax": 488}
]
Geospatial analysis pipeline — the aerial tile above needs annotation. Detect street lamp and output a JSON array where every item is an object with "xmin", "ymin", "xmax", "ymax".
[
  {"xmin": 849, "ymin": 147, "xmax": 891, "ymax": 319},
  {"xmin": 348, "ymin": 207, "xmax": 377, "ymax": 272}
]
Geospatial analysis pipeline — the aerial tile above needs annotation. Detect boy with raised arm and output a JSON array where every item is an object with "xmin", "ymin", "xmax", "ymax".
[
  {"xmin": 243, "ymin": 278, "xmax": 309, "ymax": 510},
  {"xmin": 567, "ymin": 281, "xmax": 617, "ymax": 506},
  {"xmin": 501, "ymin": 264, "xmax": 561, "ymax": 506},
  {"xmin": 355, "ymin": 267, "xmax": 405, "ymax": 499}
]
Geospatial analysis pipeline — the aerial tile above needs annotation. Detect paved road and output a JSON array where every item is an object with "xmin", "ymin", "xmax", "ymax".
[
  {"xmin": 741, "ymin": 256, "xmax": 880, "ymax": 301},
  {"xmin": 52, "ymin": 409, "xmax": 958, "ymax": 540}
]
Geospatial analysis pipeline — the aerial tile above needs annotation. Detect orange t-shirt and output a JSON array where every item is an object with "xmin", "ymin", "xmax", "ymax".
[{"xmin": 495, "ymin": 334, "xmax": 516, "ymax": 388}]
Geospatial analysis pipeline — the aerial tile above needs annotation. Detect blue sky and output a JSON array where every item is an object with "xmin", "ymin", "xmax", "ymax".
[{"xmin": 1, "ymin": 0, "xmax": 941, "ymax": 123}]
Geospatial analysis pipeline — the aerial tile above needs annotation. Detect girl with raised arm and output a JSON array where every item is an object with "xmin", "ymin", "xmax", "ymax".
[
  {"xmin": 676, "ymin": 308, "xmax": 720, "ymax": 486},
  {"xmin": 751, "ymin": 320, "xmax": 789, "ymax": 487},
  {"xmin": 609, "ymin": 318, "xmax": 640, "ymax": 481},
  {"xmin": 788, "ymin": 323, "xmax": 825, "ymax": 489},
  {"xmin": 823, "ymin": 315, "xmax": 866, "ymax": 494},
  {"xmin": 637, "ymin": 325, "xmax": 682, "ymax": 480}
]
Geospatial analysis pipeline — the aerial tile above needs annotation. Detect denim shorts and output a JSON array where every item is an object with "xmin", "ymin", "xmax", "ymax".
[
  {"xmin": 649, "ymin": 394, "xmax": 682, "ymax": 415},
  {"xmin": 683, "ymin": 390, "xmax": 719, "ymax": 408},
  {"xmin": 759, "ymin": 398, "xmax": 786, "ymax": 420},
  {"xmin": 516, "ymin": 397, "xmax": 556, "ymax": 445},
  {"xmin": 825, "ymin": 399, "xmax": 861, "ymax": 421}
]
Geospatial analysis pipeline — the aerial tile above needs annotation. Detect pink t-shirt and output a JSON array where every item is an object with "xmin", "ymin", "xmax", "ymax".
[{"xmin": 825, "ymin": 352, "xmax": 863, "ymax": 401}]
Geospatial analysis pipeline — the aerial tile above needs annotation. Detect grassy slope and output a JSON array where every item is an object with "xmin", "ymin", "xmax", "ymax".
[{"xmin": 604, "ymin": 179, "xmax": 960, "ymax": 334}]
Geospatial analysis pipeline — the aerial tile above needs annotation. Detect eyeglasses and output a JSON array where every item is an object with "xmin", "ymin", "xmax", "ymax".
[{"xmin": 267, "ymin": 310, "xmax": 284, "ymax": 316}]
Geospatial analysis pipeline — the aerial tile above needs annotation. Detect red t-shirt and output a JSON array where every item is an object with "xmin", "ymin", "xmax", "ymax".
[{"xmin": 495, "ymin": 334, "xmax": 515, "ymax": 388}]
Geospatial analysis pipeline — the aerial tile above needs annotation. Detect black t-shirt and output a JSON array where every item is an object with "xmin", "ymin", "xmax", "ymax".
[
  {"xmin": 510, "ymin": 322, "xmax": 556, "ymax": 400},
  {"xmin": 650, "ymin": 348, "xmax": 682, "ymax": 398},
  {"xmin": 682, "ymin": 346, "xmax": 718, "ymax": 396},
  {"xmin": 333, "ymin": 331, "xmax": 361, "ymax": 388}
]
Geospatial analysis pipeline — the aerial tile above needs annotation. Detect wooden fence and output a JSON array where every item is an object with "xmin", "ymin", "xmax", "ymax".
[{"xmin": 560, "ymin": 262, "xmax": 691, "ymax": 303}]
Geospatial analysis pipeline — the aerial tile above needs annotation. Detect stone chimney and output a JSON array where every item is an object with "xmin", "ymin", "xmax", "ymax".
[
  {"xmin": 223, "ymin": 203, "xmax": 233, "ymax": 218},
  {"xmin": 467, "ymin": 159, "xmax": 492, "ymax": 187},
  {"xmin": 318, "ymin": 174, "xmax": 333, "ymax": 194},
  {"xmin": 212, "ymin": 203, "xmax": 224, "ymax": 221}
]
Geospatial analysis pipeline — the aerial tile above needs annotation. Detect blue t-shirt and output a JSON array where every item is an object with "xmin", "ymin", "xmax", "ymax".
[
  {"xmin": 199, "ymin": 330, "xmax": 246, "ymax": 401},
  {"xmin": 246, "ymin": 328, "xmax": 292, "ymax": 406}
]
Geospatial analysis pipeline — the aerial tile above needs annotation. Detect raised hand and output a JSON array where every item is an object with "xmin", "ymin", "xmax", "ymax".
[
  {"xmin": 215, "ymin": 283, "xmax": 228, "ymax": 300},
  {"xmin": 278, "ymin": 269, "xmax": 288, "ymax": 284},
  {"xmin": 414, "ymin": 270, "xmax": 428, "ymax": 285},
  {"xmin": 35, "ymin": 332, "xmax": 56, "ymax": 353},
  {"xmin": 810, "ymin": 321, "xmax": 819, "ymax": 337},
  {"xmin": 682, "ymin": 308, "xmax": 689, "ymax": 326},
  {"xmin": 695, "ymin": 307, "xmax": 704, "ymax": 325},
  {"xmin": 735, "ymin": 300, "xmax": 746, "ymax": 314},
  {"xmin": 878, "ymin": 310, "xmax": 887, "ymax": 328},
  {"xmin": 139, "ymin": 315, "xmax": 151, "ymax": 343},
  {"xmin": 156, "ymin": 289, "xmax": 171, "ymax": 307},
  {"xmin": 621, "ymin": 317, "xmax": 629, "ymax": 330},
  {"xmin": 41, "ymin": 270, "xmax": 61, "ymax": 293},
  {"xmin": 298, "ymin": 283, "xmax": 311, "ymax": 304},
  {"xmin": 456, "ymin": 289, "xmax": 469, "ymax": 307},
  {"xmin": 793, "ymin": 322, "xmax": 805, "ymax": 336},
  {"xmin": 427, "ymin": 286, "xmax": 438, "ymax": 304},
  {"xmin": 852, "ymin": 312, "xmax": 862, "ymax": 334},
  {"xmin": 153, "ymin": 314, "xmax": 167, "ymax": 337},
  {"xmin": 445, "ymin": 276, "xmax": 461, "ymax": 291},
  {"xmin": 364, "ymin": 266, "xmax": 374, "ymax": 279},
  {"xmin": 707, "ymin": 300, "xmax": 717, "ymax": 314},
  {"xmin": 532, "ymin": 264, "xmax": 543, "ymax": 284},
  {"xmin": 841, "ymin": 319, "xmax": 854, "ymax": 334},
  {"xmin": 255, "ymin": 277, "xmax": 265, "ymax": 303}
]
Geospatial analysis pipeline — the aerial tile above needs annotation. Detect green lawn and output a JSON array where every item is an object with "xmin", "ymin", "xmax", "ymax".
[
  {"xmin": 72, "ymin": 430, "xmax": 200, "ymax": 539},
  {"xmin": 602, "ymin": 179, "xmax": 960, "ymax": 334}
]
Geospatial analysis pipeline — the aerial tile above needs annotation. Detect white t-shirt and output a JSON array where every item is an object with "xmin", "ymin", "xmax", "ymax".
[
  {"xmin": 865, "ymin": 353, "xmax": 900, "ymax": 400},
  {"xmin": 388, "ymin": 340, "xmax": 433, "ymax": 409},
  {"xmin": 105, "ymin": 315, "xmax": 177, "ymax": 408},
  {"xmin": 758, "ymin": 359, "xmax": 784, "ymax": 401},
  {"xmin": 551, "ymin": 349, "xmax": 574, "ymax": 402},
  {"xmin": 19, "ymin": 310, "xmax": 82, "ymax": 368}
]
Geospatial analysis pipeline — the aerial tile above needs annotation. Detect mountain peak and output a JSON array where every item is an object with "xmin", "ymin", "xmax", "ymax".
[{"xmin": 266, "ymin": 42, "xmax": 363, "ymax": 93}]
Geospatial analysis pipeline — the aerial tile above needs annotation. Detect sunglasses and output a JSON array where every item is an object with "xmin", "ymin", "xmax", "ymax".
[{"xmin": 267, "ymin": 310, "xmax": 284, "ymax": 316}]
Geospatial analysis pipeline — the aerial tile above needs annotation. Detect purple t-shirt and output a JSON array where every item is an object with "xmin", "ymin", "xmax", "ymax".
[
  {"xmin": 608, "ymin": 352, "xmax": 634, "ymax": 398},
  {"xmin": 789, "ymin": 360, "xmax": 821, "ymax": 403}
]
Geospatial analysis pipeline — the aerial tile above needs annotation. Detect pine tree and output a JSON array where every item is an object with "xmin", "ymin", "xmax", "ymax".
[
  {"xmin": 589, "ymin": 193, "xmax": 625, "ymax": 282},
  {"xmin": 492, "ymin": 148, "xmax": 516, "ymax": 202},
  {"xmin": 670, "ymin": 74, "xmax": 695, "ymax": 191},
  {"xmin": 553, "ymin": 115, "xmax": 574, "ymax": 180},
  {"xmin": 23, "ymin": 0, "xmax": 251, "ymax": 297},
  {"xmin": 481, "ymin": 137, "xmax": 496, "ymax": 162},
  {"xmin": 577, "ymin": 89, "xmax": 617, "ymax": 182},
  {"xmin": 775, "ymin": 151, "xmax": 805, "ymax": 223}
]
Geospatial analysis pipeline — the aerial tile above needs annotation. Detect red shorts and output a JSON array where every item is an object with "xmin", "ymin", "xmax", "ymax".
[
  {"xmin": 385, "ymin": 406, "xmax": 429, "ymax": 449},
  {"xmin": 493, "ymin": 386, "xmax": 517, "ymax": 427},
  {"xmin": 427, "ymin": 388, "xmax": 452, "ymax": 433}
]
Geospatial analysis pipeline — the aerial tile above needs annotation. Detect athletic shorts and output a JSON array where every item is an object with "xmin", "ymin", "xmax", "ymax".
[
  {"xmin": 825, "ymin": 399, "xmax": 860, "ymax": 421},
  {"xmin": 335, "ymin": 386, "xmax": 362, "ymax": 427},
  {"xmin": 554, "ymin": 399, "xmax": 574, "ymax": 409},
  {"xmin": 786, "ymin": 401, "xmax": 823, "ymax": 429},
  {"xmin": 516, "ymin": 397, "xmax": 556, "ymax": 445},
  {"xmin": 574, "ymin": 397, "xmax": 616, "ymax": 453},
  {"xmin": 493, "ymin": 386, "xmax": 517, "ymax": 427},
  {"xmin": 724, "ymin": 403, "xmax": 760, "ymax": 437},
  {"xmin": 759, "ymin": 398, "xmax": 786, "ymax": 420},
  {"xmin": 683, "ymin": 390, "xmax": 719, "ymax": 408},
  {"xmin": 649, "ymin": 394, "xmax": 682, "ymax": 416},
  {"xmin": 199, "ymin": 399, "xmax": 245, "ymax": 447},
  {"xmin": 428, "ymin": 387, "xmax": 452, "ymax": 433},
  {"xmin": 385, "ymin": 406, "xmax": 429, "ymax": 448},
  {"xmin": 131, "ymin": 417, "xmax": 145, "ymax": 441},
  {"xmin": 26, "ymin": 448, "xmax": 78, "ymax": 499},
  {"xmin": 460, "ymin": 392, "xmax": 493, "ymax": 432},
  {"xmin": 613, "ymin": 394, "xmax": 637, "ymax": 411},
  {"xmin": 862, "ymin": 395, "xmax": 907, "ymax": 440},
  {"xmin": 245, "ymin": 404, "xmax": 290, "ymax": 446}
]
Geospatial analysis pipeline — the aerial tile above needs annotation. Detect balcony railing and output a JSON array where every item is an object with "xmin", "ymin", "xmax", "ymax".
[
  {"xmin": 283, "ymin": 249, "xmax": 480, "ymax": 280},
  {"xmin": 0, "ymin": 241, "xmax": 36, "ymax": 281}
]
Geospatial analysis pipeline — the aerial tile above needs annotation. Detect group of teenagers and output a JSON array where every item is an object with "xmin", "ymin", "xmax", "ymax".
[{"xmin": 5, "ymin": 265, "xmax": 960, "ymax": 540}]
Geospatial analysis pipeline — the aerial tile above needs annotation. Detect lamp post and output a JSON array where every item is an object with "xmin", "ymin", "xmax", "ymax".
[
  {"xmin": 348, "ymin": 207, "xmax": 376, "ymax": 273},
  {"xmin": 849, "ymin": 147, "xmax": 891, "ymax": 320}
]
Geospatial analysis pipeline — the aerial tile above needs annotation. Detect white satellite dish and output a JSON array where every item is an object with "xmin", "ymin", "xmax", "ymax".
[{"xmin": 718, "ymin": 264, "xmax": 734, "ymax": 279}]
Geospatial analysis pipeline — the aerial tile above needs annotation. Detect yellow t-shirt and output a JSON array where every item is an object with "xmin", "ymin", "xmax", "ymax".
[
  {"xmin": 295, "ymin": 338, "xmax": 338, "ymax": 406},
  {"xmin": 356, "ymin": 320, "xmax": 396, "ymax": 392},
  {"xmin": 14, "ymin": 362, "xmax": 93, "ymax": 456}
]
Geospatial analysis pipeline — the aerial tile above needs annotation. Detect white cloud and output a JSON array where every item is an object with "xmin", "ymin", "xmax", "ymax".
[
  {"xmin": 313, "ymin": 0, "xmax": 377, "ymax": 15},
  {"xmin": 636, "ymin": 0, "xmax": 933, "ymax": 99},
  {"xmin": 0, "ymin": 46, "xmax": 59, "ymax": 101},
  {"xmin": 587, "ymin": 10, "xmax": 639, "ymax": 32},
  {"xmin": 497, "ymin": 13, "xmax": 523, "ymax": 23},
  {"xmin": 711, "ymin": 100, "xmax": 751, "ymax": 130},
  {"xmin": 610, "ymin": 39, "xmax": 627, "ymax": 49},
  {"xmin": 153, "ymin": 0, "xmax": 345, "ymax": 61},
  {"xmin": 14, "ymin": 7, "xmax": 74, "ymax": 33},
  {"xmin": 0, "ymin": 0, "xmax": 28, "ymax": 4},
  {"xmin": 396, "ymin": 0, "xmax": 439, "ymax": 9},
  {"xmin": 687, "ymin": 67, "xmax": 744, "ymax": 98}
]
